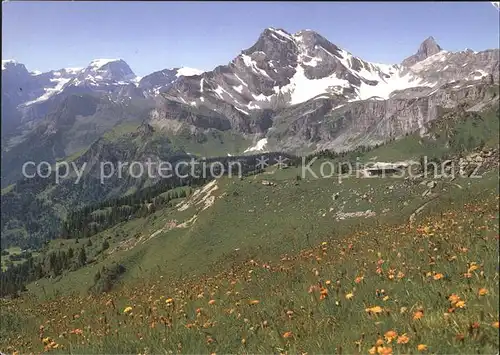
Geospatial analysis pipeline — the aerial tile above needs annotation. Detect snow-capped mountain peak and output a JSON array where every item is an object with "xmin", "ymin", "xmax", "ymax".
[
  {"xmin": 2, "ymin": 59, "xmax": 20, "ymax": 70},
  {"xmin": 175, "ymin": 67, "xmax": 204, "ymax": 77},
  {"xmin": 64, "ymin": 59, "xmax": 137, "ymax": 90},
  {"xmin": 62, "ymin": 67, "xmax": 84, "ymax": 74},
  {"xmin": 2, "ymin": 59, "xmax": 28, "ymax": 73},
  {"xmin": 89, "ymin": 58, "xmax": 123, "ymax": 69},
  {"xmin": 81, "ymin": 58, "xmax": 136, "ymax": 81},
  {"xmin": 2, "ymin": 60, "xmax": 32, "ymax": 87},
  {"xmin": 137, "ymin": 66, "xmax": 204, "ymax": 97},
  {"xmin": 160, "ymin": 29, "xmax": 498, "ymax": 115}
]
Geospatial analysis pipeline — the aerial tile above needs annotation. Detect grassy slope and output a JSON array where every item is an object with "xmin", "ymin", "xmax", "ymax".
[
  {"xmin": 167, "ymin": 129, "xmax": 251, "ymax": 157},
  {"xmin": 10, "ymin": 102, "xmax": 500, "ymax": 295},
  {"xmin": 1, "ymin": 170, "xmax": 498, "ymax": 354}
]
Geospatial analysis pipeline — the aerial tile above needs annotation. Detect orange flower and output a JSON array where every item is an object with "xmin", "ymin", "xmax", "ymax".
[
  {"xmin": 69, "ymin": 328, "xmax": 83, "ymax": 335},
  {"xmin": 448, "ymin": 294, "xmax": 460, "ymax": 305},
  {"xmin": 478, "ymin": 288, "xmax": 488, "ymax": 296},
  {"xmin": 384, "ymin": 330, "xmax": 398, "ymax": 343},
  {"xmin": 433, "ymin": 273, "xmax": 444, "ymax": 280},
  {"xmin": 283, "ymin": 331, "xmax": 293, "ymax": 339},
  {"xmin": 397, "ymin": 333, "xmax": 410, "ymax": 344},
  {"xmin": 354, "ymin": 276, "xmax": 364, "ymax": 284},
  {"xmin": 378, "ymin": 346, "xmax": 393, "ymax": 355},
  {"xmin": 454, "ymin": 300, "xmax": 466, "ymax": 309},
  {"xmin": 492, "ymin": 321, "xmax": 499, "ymax": 329},
  {"xmin": 208, "ymin": 300, "xmax": 216, "ymax": 305},
  {"xmin": 417, "ymin": 344, "xmax": 428, "ymax": 352},
  {"xmin": 468, "ymin": 263, "xmax": 479, "ymax": 272},
  {"xmin": 319, "ymin": 287, "xmax": 328, "ymax": 300},
  {"xmin": 413, "ymin": 310, "xmax": 424, "ymax": 320}
]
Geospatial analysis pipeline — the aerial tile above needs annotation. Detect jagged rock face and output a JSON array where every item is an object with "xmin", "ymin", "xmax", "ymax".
[
  {"xmin": 402, "ymin": 37, "xmax": 443, "ymax": 67},
  {"xmin": 64, "ymin": 59, "xmax": 138, "ymax": 98},
  {"xmin": 1, "ymin": 62, "xmax": 84, "ymax": 131},
  {"xmin": 138, "ymin": 69, "xmax": 179, "ymax": 96},
  {"xmin": 2, "ymin": 61, "xmax": 32, "ymax": 95},
  {"xmin": 403, "ymin": 49, "xmax": 499, "ymax": 86},
  {"xmin": 268, "ymin": 80, "xmax": 498, "ymax": 153},
  {"xmin": 161, "ymin": 28, "xmax": 498, "ymax": 121},
  {"xmin": 243, "ymin": 28, "xmax": 298, "ymax": 64},
  {"xmin": 150, "ymin": 28, "xmax": 498, "ymax": 155},
  {"xmin": 163, "ymin": 27, "xmax": 385, "ymax": 112}
]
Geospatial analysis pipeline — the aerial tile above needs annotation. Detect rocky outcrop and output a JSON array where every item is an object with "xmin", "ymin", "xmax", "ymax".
[
  {"xmin": 402, "ymin": 37, "xmax": 442, "ymax": 67},
  {"xmin": 267, "ymin": 81, "xmax": 498, "ymax": 153}
]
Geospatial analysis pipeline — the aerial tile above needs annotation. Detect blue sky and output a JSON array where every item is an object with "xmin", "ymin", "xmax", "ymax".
[{"xmin": 2, "ymin": 1, "xmax": 499, "ymax": 76}]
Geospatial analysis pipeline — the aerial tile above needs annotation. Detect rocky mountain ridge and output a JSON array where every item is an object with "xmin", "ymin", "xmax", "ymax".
[
  {"xmin": 1, "ymin": 59, "xmax": 203, "ymax": 134},
  {"xmin": 148, "ymin": 27, "xmax": 498, "ymax": 153},
  {"xmin": 159, "ymin": 29, "xmax": 497, "ymax": 111},
  {"xmin": 2, "ymin": 28, "xmax": 499, "ymax": 172}
]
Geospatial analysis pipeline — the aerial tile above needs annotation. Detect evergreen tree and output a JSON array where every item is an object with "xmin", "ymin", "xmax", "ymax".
[
  {"xmin": 102, "ymin": 240, "xmax": 109, "ymax": 252},
  {"xmin": 78, "ymin": 248, "xmax": 87, "ymax": 266}
]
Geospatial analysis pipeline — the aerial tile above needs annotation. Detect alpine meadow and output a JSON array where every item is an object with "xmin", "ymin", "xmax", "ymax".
[{"xmin": 1, "ymin": 2, "xmax": 499, "ymax": 354}]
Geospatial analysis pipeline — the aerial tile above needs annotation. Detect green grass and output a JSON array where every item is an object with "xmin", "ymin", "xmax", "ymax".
[
  {"xmin": 1, "ymin": 178, "xmax": 498, "ymax": 354},
  {"xmin": 168, "ymin": 129, "xmax": 251, "ymax": 157},
  {"xmin": 101, "ymin": 123, "xmax": 141, "ymax": 141},
  {"xmin": 1, "ymin": 246, "xmax": 38, "ymax": 271},
  {"xmin": 0, "ymin": 184, "xmax": 15, "ymax": 196}
]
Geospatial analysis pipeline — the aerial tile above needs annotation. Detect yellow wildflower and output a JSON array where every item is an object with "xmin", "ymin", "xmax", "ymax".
[
  {"xmin": 417, "ymin": 344, "xmax": 428, "ymax": 352},
  {"xmin": 478, "ymin": 288, "xmax": 488, "ymax": 296}
]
